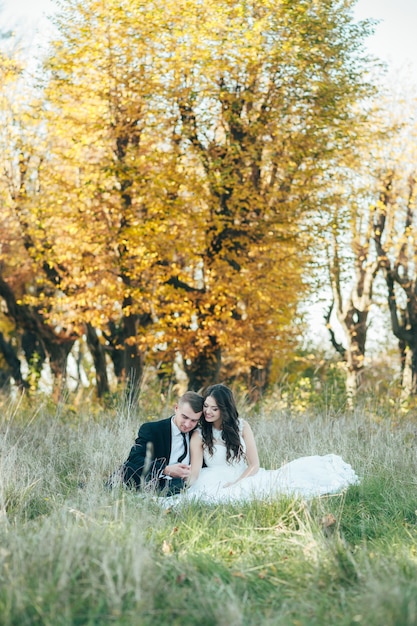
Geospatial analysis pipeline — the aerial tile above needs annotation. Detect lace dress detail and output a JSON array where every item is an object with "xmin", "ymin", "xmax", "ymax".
[{"xmin": 203, "ymin": 422, "xmax": 247, "ymax": 469}]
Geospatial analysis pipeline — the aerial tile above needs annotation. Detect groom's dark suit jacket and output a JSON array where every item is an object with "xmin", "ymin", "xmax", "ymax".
[{"xmin": 122, "ymin": 416, "xmax": 175, "ymax": 490}]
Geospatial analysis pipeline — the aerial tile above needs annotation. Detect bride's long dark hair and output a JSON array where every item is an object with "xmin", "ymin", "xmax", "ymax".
[{"xmin": 201, "ymin": 384, "xmax": 244, "ymax": 462}]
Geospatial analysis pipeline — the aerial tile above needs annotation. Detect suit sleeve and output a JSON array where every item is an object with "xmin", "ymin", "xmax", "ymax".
[{"xmin": 121, "ymin": 422, "xmax": 168, "ymax": 489}]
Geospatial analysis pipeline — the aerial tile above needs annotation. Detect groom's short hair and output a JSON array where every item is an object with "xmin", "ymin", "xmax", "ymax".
[{"xmin": 179, "ymin": 391, "xmax": 204, "ymax": 414}]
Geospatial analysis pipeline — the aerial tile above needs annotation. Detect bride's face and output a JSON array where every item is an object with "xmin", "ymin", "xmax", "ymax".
[{"xmin": 203, "ymin": 395, "xmax": 222, "ymax": 428}]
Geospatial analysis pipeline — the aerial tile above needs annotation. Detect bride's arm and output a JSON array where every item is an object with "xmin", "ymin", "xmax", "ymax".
[
  {"xmin": 187, "ymin": 430, "xmax": 204, "ymax": 486},
  {"xmin": 224, "ymin": 420, "xmax": 260, "ymax": 486}
]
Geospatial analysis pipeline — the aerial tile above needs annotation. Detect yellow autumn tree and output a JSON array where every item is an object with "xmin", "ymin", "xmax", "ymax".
[
  {"xmin": 0, "ymin": 32, "xmax": 82, "ymax": 394},
  {"xmin": 1, "ymin": 0, "xmax": 374, "ymax": 396},
  {"xmin": 146, "ymin": 0, "xmax": 375, "ymax": 391}
]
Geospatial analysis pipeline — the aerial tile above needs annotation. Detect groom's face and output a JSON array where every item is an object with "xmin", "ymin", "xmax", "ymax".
[{"xmin": 173, "ymin": 402, "xmax": 202, "ymax": 433}]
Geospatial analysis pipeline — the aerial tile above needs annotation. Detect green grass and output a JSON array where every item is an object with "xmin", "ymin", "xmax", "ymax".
[{"xmin": 0, "ymin": 392, "xmax": 417, "ymax": 625}]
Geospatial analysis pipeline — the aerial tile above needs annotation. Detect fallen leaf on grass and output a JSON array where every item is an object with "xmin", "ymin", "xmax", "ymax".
[
  {"xmin": 162, "ymin": 540, "xmax": 173, "ymax": 554},
  {"xmin": 176, "ymin": 573, "xmax": 187, "ymax": 584},
  {"xmin": 320, "ymin": 513, "xmax": 337, "ymax": 536}
]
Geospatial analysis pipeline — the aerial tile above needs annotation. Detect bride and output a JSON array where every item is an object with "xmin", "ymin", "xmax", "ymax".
[{"xmin": 178, "ymin": 384, "xmax": 359, "ymax": 504}]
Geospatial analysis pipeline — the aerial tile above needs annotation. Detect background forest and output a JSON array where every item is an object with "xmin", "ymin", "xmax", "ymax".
[{"xmin": 1, "ymin": 0, "xmax": 417, "ymax": 406}]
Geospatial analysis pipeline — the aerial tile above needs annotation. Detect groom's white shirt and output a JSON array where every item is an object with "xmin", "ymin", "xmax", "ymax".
[{"xmin": 167, "ymin": 417, "xmax": 191, "ymax": 467}]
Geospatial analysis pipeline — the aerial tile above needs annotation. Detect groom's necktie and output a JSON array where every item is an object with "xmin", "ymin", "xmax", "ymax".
[{"xmin": 177, "ymin": 432, "xmax": 188, "ymax": 463}]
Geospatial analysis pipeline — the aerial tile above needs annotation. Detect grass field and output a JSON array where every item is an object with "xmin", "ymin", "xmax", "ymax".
[{"xmin": 1, "ymin": 390, "xmax": 417, "ymax": 625}]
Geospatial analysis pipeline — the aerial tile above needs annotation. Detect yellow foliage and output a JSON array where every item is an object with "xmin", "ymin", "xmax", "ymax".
[{"xmin": 0, "ymin": 0, "xmax": 373, "ymax": 388}]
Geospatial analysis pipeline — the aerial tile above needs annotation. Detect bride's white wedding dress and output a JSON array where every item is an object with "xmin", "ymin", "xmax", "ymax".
[{"xmin": 178, "ymin": 420, "xmax": 359, "ymax": 504}]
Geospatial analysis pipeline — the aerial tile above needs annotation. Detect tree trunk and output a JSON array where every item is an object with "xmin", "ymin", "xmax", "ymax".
[
  {"xmin": 0, "ymin": 331, "xmax": 28, "ymax": 389},
  {"xmin": 103, "ymin": 308, "xmax": 151, "ymax": 392},
  {"xmin": 44, "ymin": 336, "xmax": 75, "ymax": 400},
  {"xmin": 383, "ymin": 271, "xmax": 417, "ymax": 397},
  {"xmin": 344, "ymin": 308, "xmax": 367, "ymax": 393},
  {"xmin": 122, "ymin": 311, "xmax": 145, "ymax": 390},
  {"xmin": 326, "ymin": 302, "xmax": 368, "ymax": 400},
  {"xmin": 86, "ymin": 324, "xmax": 110, "ymax": 398},
  {"xmin": 104, "ymin": 321, "xmax": 125, "ymax": 381},
  {"xmin": 400, "ymin": 345, "xmax": 415, "ymax": 398},
  {"xmin": 248, "ymin": 361, "xmax": 271, "ymax": 403},
  {"xmin": 185, "ymin": 338, "xmax": 221, "ymax": 392},
  {"xmin": 21, "ymin": 329, "xmax": 46, "ymax": 387}
]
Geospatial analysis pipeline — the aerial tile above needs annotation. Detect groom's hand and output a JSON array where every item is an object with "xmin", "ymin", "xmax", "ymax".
[{"xmin": 164, "ymin": 463, "xmax": 191, "ymax": 479}]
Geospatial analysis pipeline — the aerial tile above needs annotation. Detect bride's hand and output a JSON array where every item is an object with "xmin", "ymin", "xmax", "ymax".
[{"xmin": 223, "ymin": 481, "xmax": 235, "ymax": 488}]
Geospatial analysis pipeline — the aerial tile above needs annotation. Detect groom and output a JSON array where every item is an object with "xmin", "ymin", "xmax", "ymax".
[{"xmin": 119, "ymin": 391, "xmax": 203, "ymax": 495}]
